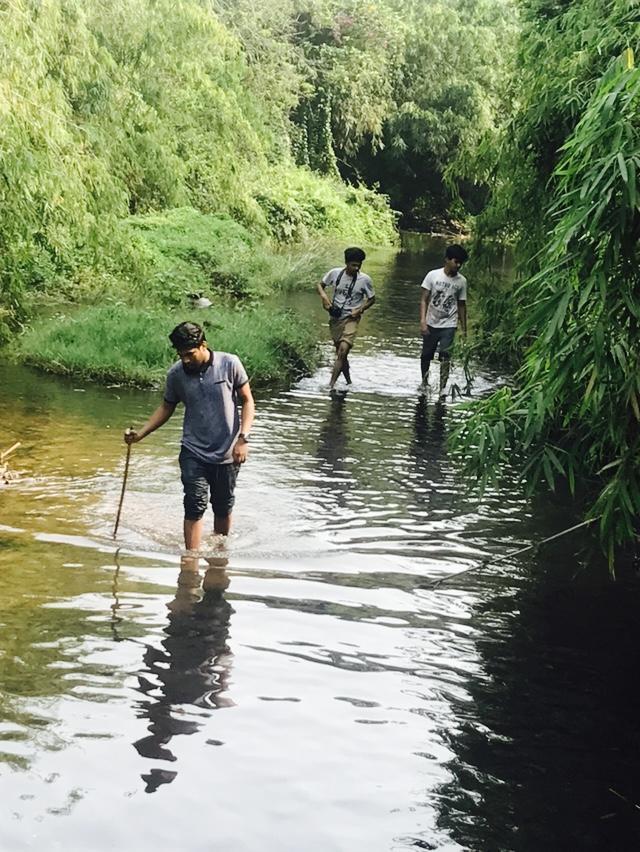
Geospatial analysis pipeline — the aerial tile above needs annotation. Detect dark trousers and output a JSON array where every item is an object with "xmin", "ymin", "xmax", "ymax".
[{"xmin": 420, "ymin": 325, "xmax": 456, "ymax": 377}]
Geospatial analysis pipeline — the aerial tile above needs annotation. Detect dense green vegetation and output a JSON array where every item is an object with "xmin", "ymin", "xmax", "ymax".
[
  {"xmin": 21, "ymin": 304, "xmax": 318, "ymax": 387},
  {"xmin": 0, "ymin": 0, "xmax": 398, "ymax": 348},
  {"xmin": 0, "ymin": 0, "xmax": 517, "ymax": 337},
  {"xmin": 453, "ymin": 0, "xmax": 640, "ymax": 564},
  {"xmin": 216, "ymin": 0, "xmax": 518, "ymax": 228}
]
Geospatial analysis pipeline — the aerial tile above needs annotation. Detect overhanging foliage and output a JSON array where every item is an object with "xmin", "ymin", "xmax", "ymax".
[{"xmin": 454, "ymin": 37, "xmax": 640, "ymax": 566}]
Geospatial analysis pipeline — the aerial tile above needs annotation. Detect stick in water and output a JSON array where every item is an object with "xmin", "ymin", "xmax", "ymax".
[
  {"xmin": 0, "ymin": 442, "xmax": 21, "ymax": 462},
  {"xmin": 113, "ymin": 428, "xmax": 133, "ymax": 540}
]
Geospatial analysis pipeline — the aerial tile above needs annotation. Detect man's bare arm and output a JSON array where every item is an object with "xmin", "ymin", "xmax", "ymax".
[
  {"xmin": 232, "ymin": 382, "xmax": 255, "ymax": 464},
  {"xmin": 125, "ymin": 400, "xmax": 176, "ymax": 444},
  {"xmin": 420, "ymin": 290, "xmax": 431, "ymax": 333},
  {"xmin": 352, "ymin": 295, "xmax": 376, "ymax": 318},
  {"xmin": 238, "ymin": 383, "xmax": 255, "ymax": 436},
  {"xmin": 316, "ymin": 281, "xmax": 332, "ymax": 311}
]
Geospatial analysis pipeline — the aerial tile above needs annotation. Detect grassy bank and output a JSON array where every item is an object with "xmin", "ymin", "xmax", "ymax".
[
  {"xmin": 14, "ymin": 207, "xmax": 374, "ymax": 388},
  {"xmin": 2, "ymin": 0, "xmax": 399, "ymax": 385},
  {"xmin": 20, "ymin": 304, "xmax": 319, "ymax": 389}
]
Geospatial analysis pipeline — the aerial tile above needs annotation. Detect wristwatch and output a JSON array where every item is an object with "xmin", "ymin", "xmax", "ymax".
[{"xmin": 238, "ymin": 432, "xmax": 250, "ymax": 443}]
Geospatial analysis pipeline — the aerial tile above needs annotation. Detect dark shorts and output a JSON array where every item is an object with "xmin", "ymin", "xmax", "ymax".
[
  {"xmin": 179, "ymin": 447, "xmax": 240, "ymax": 521},
  {"xmin": 421, "ymin": 325, "xmax": 456, "ymax": 361}
]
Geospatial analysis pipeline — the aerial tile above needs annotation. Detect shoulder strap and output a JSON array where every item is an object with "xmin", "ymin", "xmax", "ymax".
[
  {"xmin": 331, "ymin": 268, "xmax": 358, "ymax": 310},
  {"xmin": 330, "ymin": 269, "xmax": 346, "ymax": 310}
]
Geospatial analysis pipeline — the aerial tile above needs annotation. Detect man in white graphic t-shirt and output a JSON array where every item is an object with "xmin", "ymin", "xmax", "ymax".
[
  {"xmin": 419, "ymin": 244, "xmax": 468, "ymax": 399},
  {"xmin": 316, "ymin": 246, "xmax": 376, "ymax": 390}
]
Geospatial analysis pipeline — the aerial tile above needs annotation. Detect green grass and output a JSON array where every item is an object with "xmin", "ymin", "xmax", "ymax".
[
  {"xmin": 47, "ymin": 208, "xmax": 335, "ymax": 310},
  {"xmin": 20, "ymin": 304, "xmax": 320, "ymax": 388},
  {"xmin": 254, "ymin": 166, "xmax": 399, "ymax": 246}
]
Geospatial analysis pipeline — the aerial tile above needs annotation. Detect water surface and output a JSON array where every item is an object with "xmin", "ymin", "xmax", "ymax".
[{"xmin": 1, "ymin": 237, "xmax": 639, "ymax": 850}]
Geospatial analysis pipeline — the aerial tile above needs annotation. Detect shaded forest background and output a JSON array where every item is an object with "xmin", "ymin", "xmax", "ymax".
[{"xmin": 0, "ymin": 0, "xmax": 516, "ymax": 338}]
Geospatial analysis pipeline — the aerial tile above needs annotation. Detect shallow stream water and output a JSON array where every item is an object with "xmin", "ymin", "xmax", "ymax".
[{"xmin": 1, "ymin": 237, "xmax": 640, "ymax": 850}]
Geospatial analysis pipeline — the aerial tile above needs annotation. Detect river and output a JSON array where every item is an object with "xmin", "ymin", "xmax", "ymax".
[{"xmin": 1, "ymin": 236, "xmax": 639, "ymax": 850}]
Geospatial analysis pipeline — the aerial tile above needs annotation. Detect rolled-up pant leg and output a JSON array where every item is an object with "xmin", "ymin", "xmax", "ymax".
[
  {"xmin": 209, "ymin": 463, "xmax": 240, "ymax": 519},
  {"xmin": 420, "ymin": 327, "xmax": 440, "ymax": 378},
  {"xmin": 179, "ymin": 448, "xmax": 209, "ymax": 521}
]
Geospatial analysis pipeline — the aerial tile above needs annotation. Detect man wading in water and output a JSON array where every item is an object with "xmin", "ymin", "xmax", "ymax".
[
  {"xmin": 419, "ymin": 244, "xmax": 468, "ymax": 400},
  {"xmin": 317, "ymin": 246, "xmax": 375, "ymax": 390},
  {"xmin": 124, "ymin": 322, "xmax": 255, "ymax": 550}
]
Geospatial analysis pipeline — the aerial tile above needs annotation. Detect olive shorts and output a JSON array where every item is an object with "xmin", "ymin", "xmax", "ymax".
[{"xmin": 329, "ymin": 315, "xmax": 361, "ymax": 349}]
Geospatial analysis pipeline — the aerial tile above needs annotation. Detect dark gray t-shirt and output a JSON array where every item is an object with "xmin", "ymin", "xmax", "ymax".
[{"xmin": 164, "ymin": 350, "xmax": 249, "ymax": 464}]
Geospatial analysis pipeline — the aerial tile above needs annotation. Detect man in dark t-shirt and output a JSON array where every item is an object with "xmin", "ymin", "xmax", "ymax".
[{"xmin": 124, "ymin": 322, "xmax": 255, "ymax": 550}]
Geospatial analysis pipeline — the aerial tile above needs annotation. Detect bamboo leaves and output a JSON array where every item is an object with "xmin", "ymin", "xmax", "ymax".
[{"xmin": 453, "ymin": 29, "xmax": 640, "ymax": 569}]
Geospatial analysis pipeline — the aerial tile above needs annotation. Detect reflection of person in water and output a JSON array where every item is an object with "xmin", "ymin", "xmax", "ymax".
[
  {"xmin": 133, "ymin": 555, "xmax": 234, "ymax": 793},
  {"xmin": 409, "ymin": 398, "xmax": 447, "ymax": 510},
  {"xmin": 411, "ymin": 398, "xmax": 446, "ymax": 460},
  {"xmin": 316, "ymin": 392, "xmax": 353, "ymax": 510}
]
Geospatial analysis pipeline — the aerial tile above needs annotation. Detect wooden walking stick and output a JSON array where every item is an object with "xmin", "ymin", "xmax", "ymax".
[{"xmin": 113, "ymin": 428, "xmax": 134, "ymax": 540}]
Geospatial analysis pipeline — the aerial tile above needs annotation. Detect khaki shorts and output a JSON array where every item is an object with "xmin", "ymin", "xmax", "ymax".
[{"xmin": 329, "ymin": 316, "xmax": 360, "ymax": 349}]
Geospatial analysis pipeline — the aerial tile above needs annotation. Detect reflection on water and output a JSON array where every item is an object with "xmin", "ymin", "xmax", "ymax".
[
  {"xmin": 436, "ymin": 569, "xmax": 640, "ymax": 851},
  {"xmin": 133, "ymin": 557, "xmax": 233, "ymax": 792},
  {"xmin": 316, "ymin": 392, "xmax": 352, "ymax": 509},
  {"xmin": 1, "ymin": 235, "xmax": 639, "ymax": 850}
]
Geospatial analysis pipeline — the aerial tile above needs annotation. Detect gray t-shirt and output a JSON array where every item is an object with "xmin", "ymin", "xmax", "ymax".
[
  {"xmin": 322, "ymin": 267, "xmax": 374, "ymax": 319},
  {"xmin": 164, "ymin": 350, "xmax": 249, "ymax": 464},
  {"xmin": 421, "ymin": 267, "xmax": 467, "ymax": 328}
]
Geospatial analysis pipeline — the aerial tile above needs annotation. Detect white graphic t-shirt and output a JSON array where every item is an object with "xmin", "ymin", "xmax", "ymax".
[
  {"xmin": 421, "ymin": 267, "xmax": 467, "ymax": 328},
  {"xmin": 322, "ymin": 267, "xmax": 374, "ymax": 320}
]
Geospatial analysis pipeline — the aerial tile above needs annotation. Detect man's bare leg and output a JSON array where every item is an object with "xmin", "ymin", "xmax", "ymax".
[
  {"xmin": 333, "ymin": 340, "xmax": 352, "ymax": 384},
  {"xmin": 330, "ymin": 342, "xmax": 350, "ymax": 389},
  {"xmin": 184, "ymin": 518, "xmax": 205, "ymax": 551},
  {"xmin": 341, "ymin": 355, "xmax": 352, "ymax": 384}
]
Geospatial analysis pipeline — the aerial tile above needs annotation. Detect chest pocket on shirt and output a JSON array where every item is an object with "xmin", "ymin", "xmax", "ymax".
[{"xmin": 210, "ymin": 376, "xmax": 232, "ymax": 389}]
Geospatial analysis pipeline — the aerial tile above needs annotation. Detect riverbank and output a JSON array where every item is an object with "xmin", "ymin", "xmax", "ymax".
[
  {"xmin": 11, "ymin": 205, "xmax": 397, "ymax": 388},
  {"xmin": 20, "ymin": 303, "xmax": 319, "ymax": 388}
]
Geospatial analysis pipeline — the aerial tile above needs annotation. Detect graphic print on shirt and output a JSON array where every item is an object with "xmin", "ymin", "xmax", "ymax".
[
  {"xmin": 431, "ymin": 283, "xmax": 457, "ymax": 315},
  {"xmin": 421, "ymin": 267, "xmax": 467, "ymax": 328}
]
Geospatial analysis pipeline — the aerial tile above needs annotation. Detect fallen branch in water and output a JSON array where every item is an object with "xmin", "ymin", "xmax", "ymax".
[{"xmin": 424, "ymin": 517, "xmax": 599, "ymax": 590}]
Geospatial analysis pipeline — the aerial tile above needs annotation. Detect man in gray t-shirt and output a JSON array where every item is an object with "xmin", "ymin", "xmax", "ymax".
[{"xmin": 124, "ymin": 322, "xmax": 255, "ymax": 550}]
